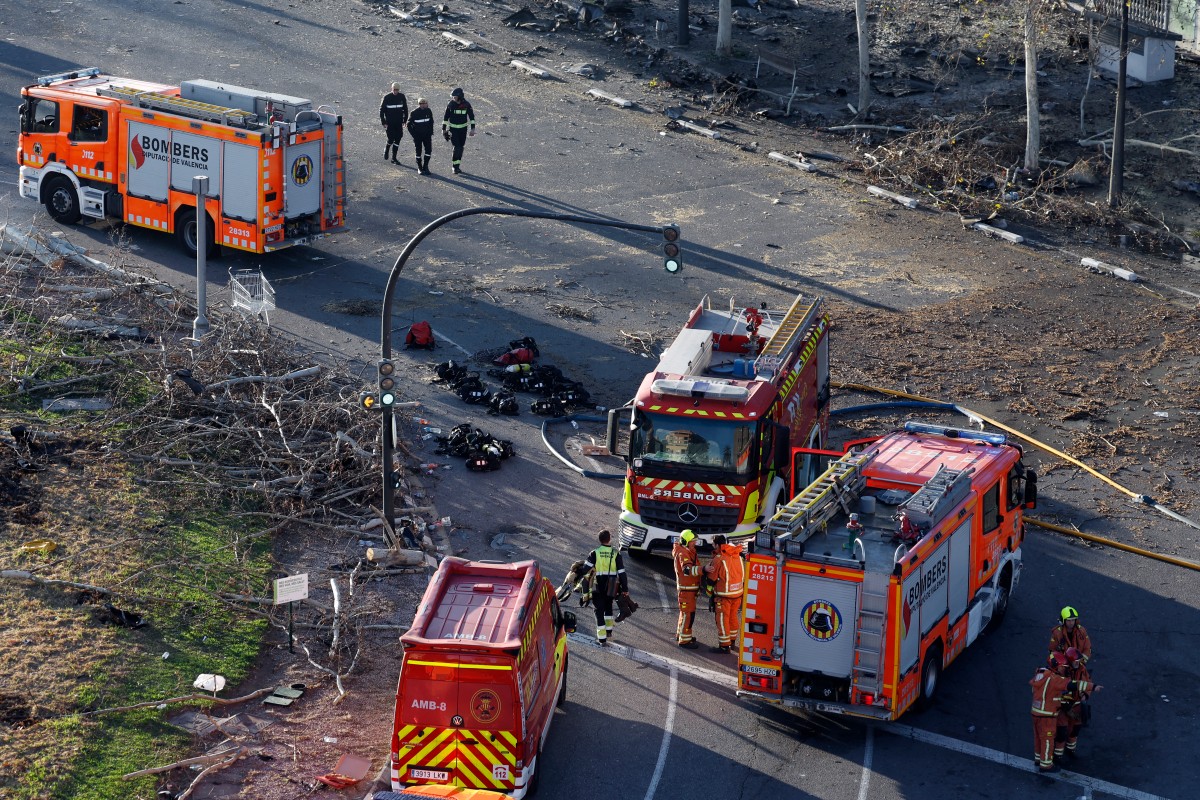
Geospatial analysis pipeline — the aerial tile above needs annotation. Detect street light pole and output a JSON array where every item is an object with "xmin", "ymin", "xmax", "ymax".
[
  {"xmin": 192, "ymin": 176, "xmax": 210, "ymax": 340},
  {"xmin": 378, "ymin": 206, "xmax": 674, "ymax": 529}
]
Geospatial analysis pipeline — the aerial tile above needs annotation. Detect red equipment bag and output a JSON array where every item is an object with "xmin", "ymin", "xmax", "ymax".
[
  {"xmin": 405, "ymin": 321, "xmax": 436, "ymax": 350},
  {"xmin": 493, "ymin": 347, "xmax": 536, "ymax": 366}
]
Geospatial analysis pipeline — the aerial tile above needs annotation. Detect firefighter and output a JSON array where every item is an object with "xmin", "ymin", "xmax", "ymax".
[
  {"xmin": 379, "ymin": 82, "xmax": 409, "ymax": 163},
  {"xmin": 672, "ymin": 529, "xmax": 702, "ymax": 649},
  {"xmin": 442, "ymin": 87, "xmax": 476, "ymax": 175},
  {"xmin": 582, "ymin": 529, "xmax": 627, "ymax": 645},
  {"xmin": 1048, "ymin": 606, "xmax": 1093, "ymax": 667},
  {"xmin": 1031, "ymin": 652, "xmax": 1101, "ymax": 771},
  {"xmin": 1055, "ymin": 646, "xmax": 1093, "ymax": 759},
  {"xmin": 704, "ymin": 534, "xmax": 745, "ymax": 654},
  {"xmin": 406, "ymin": 97, "xmax": 435, "ymax": 175}
]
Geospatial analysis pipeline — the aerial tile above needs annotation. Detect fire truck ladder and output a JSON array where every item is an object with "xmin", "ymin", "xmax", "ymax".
[
  {"xmin": 753, "ymin": 295, "xmax": 823, "ymax": 380},
  {"xmin": 766, "ymin": 451, "xmax": 873, "ymax": 544},
  {"xmin": 316, "ymin": 106, "xmax": 345, "ymax": 224},
  {"xmin": 98, "ymin": 86, "xmax": 255, "ymax": 127},
  {"xmin": 851, "ymin": 571, "xmax": 889, "ymax": 697}
]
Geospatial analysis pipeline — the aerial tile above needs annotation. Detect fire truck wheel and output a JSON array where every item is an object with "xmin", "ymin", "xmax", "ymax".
[
  {"xmin": 175, "ymin": 208, "xmax": 217, "ymax": 258},
  {"xmin": 918, "ymin": 644, "xmax": 943, "ymax": 710},
  {"xmin": 527, "ymin": 746, "xmax": 541, "ymax": 797},
  {"xmin": 44, "ymin": 177, "xmax": 82, "ymax": 225},
  {"xmin": 556, "ymin": 662, "xmax": 567, "ymax": 707},
  {"xmin": 988, "ymin": 580, "xmax": 1010, "ymax": 630}
]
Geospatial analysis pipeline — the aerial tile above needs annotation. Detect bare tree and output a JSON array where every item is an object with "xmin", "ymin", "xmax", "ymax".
[
  {"xmin": 716, "ymin": 0, "xmax": 732, "ymax": 56},
  {"xmin": 1024, "ymin": 0, "xmax": 1041, "ymax": 170},
  {"xmin": 855, "ymin": 0, "xmax": 872, "ymax": 114}
]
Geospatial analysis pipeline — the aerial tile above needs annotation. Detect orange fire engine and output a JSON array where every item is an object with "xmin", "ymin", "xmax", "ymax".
[
  {"xmin": 737, "ymin": 422, "xmax": 1037, "ymax": 720},
  {"xmin": 391, "ymin": 558, "xmax": 576, "ymax": 798},
  {"xmin": 17, "ymin": 67, "xmax": 345, "ymax": 255},
  {"xmin": 606, "ymin": 294, "xmax": 830, "ymax": 554}
]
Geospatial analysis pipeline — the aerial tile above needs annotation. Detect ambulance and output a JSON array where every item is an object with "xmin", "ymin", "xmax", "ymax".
[
  {"xmin": 738, "ymin": 422, "xmax": 1038, "ymax": 720},
  {"xmin": 17, "ymin": 67, "xmax": 345, "ymax": 255},
  {"xmin": 390, "ymin": 558, "xmax": 576, "ymax": 798}
]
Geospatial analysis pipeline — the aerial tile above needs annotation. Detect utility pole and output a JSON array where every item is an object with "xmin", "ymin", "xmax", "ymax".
[
  {"xmin": 191, "ymin": 176, "xmax": 210, "ymax": 340},
  {"xmin": 378, "ymin": 208, "xmax": 681, "ymax": 529},
  {"xmin": 1107, "ymin": 0, "xmax": 1129, "ymax": 207},
  {"xmin": 678, "ymin": 0, "xmax": 690, "ymax": 47}
]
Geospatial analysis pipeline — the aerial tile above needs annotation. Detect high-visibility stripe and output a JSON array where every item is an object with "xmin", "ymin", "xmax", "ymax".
[{"xmin": 407, "ymin": 660, "xmax": 512, "ymax": 670}]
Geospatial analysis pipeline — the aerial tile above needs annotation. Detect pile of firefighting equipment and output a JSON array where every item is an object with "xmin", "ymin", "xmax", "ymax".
[
  {"xmin": 434, "ymin": 423, "xmax": 516, "ymax": 471},
  {"xmin": 431, "ymin": 335, "xmax": 595, "ymax": 415}
]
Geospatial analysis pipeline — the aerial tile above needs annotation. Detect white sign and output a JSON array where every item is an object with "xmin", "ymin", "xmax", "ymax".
[{"xmin": 273, "ymin": 573, "xmax": 309, "ymax": 605}]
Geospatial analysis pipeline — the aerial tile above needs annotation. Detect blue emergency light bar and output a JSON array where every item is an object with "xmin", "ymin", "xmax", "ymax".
[
  {"xmin": 38, "ymin": 68, "xmax": 101, "ymax": 86},
  {"xmin": 903, "ymin": 421, "xmax": 1007, "ymax": 447}
]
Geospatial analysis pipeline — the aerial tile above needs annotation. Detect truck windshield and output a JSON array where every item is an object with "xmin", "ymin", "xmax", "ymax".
[{"xmin": 630, "ymin": 409, "xmax": 757, "ymax": 478}]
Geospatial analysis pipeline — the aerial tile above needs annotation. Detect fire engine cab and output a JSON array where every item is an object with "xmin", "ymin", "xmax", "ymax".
[
  {"xmin": 737, "ymin": 422, "xmax": 1037, "ymax": 720},
  {"xmin": 607, "ymin": 294, "xmax": 830, "ymax": 554},
  {"xmin": 17, "ymin": 67, "xmax": 345, "ymax": 255}
]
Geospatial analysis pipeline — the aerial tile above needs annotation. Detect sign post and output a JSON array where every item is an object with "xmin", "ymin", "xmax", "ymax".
[{"xmin": 273, "ymin": 573, "xmax": 309, "ymax": 653}]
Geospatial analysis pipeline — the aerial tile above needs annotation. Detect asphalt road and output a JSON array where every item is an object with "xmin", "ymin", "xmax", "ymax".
[{"xmin": 2, "ymin": 2, "xmax": 1196, "ymax": 799}]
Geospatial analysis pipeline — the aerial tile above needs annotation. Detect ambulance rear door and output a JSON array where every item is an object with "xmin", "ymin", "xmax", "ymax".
[{"xmin": 394, "ymin": 656, "xmax": 462, "ymax": 787}]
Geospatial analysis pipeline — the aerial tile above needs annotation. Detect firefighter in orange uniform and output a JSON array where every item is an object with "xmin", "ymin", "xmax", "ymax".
[
  {"xmin": 1055, "ymin": 646, "xmax": 1093, "ymax": 759},
  {"xmin": 1048, "ymin": 606, "xmax": 1092, "ymax": 667},
  {"xmin": 1031, "ymin": 652, "xmax": 1100, "ymax": 772},
  {"xmin": 673, "ymin": 529, "xmax": 702, "ymax": 649},
  {"xmin": 704, "ymin": 534, "xmax": 745, "ymax": 654}
]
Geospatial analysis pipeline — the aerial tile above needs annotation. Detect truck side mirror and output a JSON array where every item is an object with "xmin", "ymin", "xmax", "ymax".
[
  {"xmin": 562, "ymin": 611, "xmax": 577, "ymax": 633},
  {"xmin": 606, "ymin": 405, "xmax": 633, "ymax": 460},
  {"xmin": 1024, "ymin": 469, "xmax": 1038, "ymax": 509},
  {"xmin": 774, "ymin": 425, "xmax": 791, "ymax": 471}
]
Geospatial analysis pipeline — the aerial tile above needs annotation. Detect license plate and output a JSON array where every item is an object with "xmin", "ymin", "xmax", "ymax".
[
  {"xmin": 741, "ymin": 664, "xmax": 779, "ymax": 676},
  {"xmin": 410, "ymin": 769, "xmax": 448, "ymax": 781}
]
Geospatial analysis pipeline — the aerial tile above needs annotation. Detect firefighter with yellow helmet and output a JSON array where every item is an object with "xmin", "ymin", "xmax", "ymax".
[
  {"xmin": 672, "ymin": 529, "xmax": 703, "ymax": 649},
  {"xmin": 1048, "ymin": 606, "xmax": 1092, "ymax": 667}
]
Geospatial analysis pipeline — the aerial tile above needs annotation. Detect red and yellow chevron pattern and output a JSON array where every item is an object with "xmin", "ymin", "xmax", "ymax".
[{"xmin": 396, "ymin": 725, "xmax": 519, "ymax": 791}]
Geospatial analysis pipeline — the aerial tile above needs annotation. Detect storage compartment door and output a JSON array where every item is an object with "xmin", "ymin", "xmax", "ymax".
[
  {"xmin": 783, "ymin": 574, "xmax": 858, "ymax": 678},
  {"xmin": 283, "ymin": 140, "xmax": 321, "ymax": 217},
  {"xmin": 167, "ymin": 131, "xmax": 218, "ymax": 195},
  {"xmin": 221, "ymin": 142, "xmax": 258, "ymax": 222},
  {"xmin": 126, "ymin": 121, "xmax": 169, "ymax": 201}
]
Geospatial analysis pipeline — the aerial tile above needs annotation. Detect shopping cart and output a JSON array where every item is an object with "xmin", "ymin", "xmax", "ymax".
[{"xmin": 228, "ymin": 269, "xmax": 276, "ymax": 325}]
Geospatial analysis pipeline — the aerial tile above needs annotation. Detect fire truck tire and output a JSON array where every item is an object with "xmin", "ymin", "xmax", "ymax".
[
  {"xmin": 918, "ymin": 644, "xmax": 943, "ymax": 710},
  {"xmin": 988, "ymin": 579, "xmax": 1010, "ymax": 631},
  {"xmin": 556, "ymin": 662, "xmax": 567, "ymax": 707},
  {"xmin": 44, "ymin": 177, "xmax": 82, "ymax": 225},
  {"xmin": 175, "ymin": 208, "xmax": 218, "ymax": 258}
]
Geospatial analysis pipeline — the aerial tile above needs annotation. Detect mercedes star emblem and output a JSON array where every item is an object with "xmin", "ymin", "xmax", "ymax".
[{"xmin": 677, "ymin": 503, "xmax": 700, "ymax": 524}]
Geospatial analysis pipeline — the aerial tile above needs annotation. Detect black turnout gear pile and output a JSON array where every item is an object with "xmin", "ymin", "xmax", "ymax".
[{"xmin": 434, "ymin": 423, "xmax": 516, "ymax": 472}]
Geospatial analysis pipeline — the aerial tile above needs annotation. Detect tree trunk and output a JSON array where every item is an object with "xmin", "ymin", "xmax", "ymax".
[
  {"xmin": 716, "ymin": 0, "xmax": 732, "ymax": 56},
  {"xmin": 855, "ymin": 0, "xmax": 871, "ymax": 115},
  {"xmin": 1023, "ymin": 1, "xmax": 1040, "ymax": 171}
]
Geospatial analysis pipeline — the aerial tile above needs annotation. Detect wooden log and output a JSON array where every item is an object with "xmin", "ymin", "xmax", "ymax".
[{"xmin": 366, "ymin": 547, "xmax": 426, "ymax": 567}]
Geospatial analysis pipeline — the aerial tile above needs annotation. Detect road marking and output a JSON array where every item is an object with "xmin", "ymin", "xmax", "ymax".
[
  {"xmin": 643, "ymin": 665, "xmax": 678, "ymax": 800},
  {"xmin": 428, "ymin": 326, "xmax": 470, "ymax": 356},
  {"xmin": 882, "ymin": 723, "xmax": 1171, "ymax": 800},
  {"xmin": 856, "ymin": 725, "xmax": 873, "ymax": 800},
  {"xmin": 653, "ymin": 573, "xmax": 668, "ymax": 612},
  {"xmin": 572, "ymin": 633, "xmax": 1165, "ymax": 800}
]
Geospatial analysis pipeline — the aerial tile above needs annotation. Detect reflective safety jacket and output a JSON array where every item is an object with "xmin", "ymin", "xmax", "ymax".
[
  {"xmin": 443, "ymin": 99, "xmax": 476, "ymax": 131},
  {"xmin": 1030, "ymin": 668, "xmax": 1094, "ymax": 716},
  {"xmin": 705, "ymin": 543, "xmax": 745, "ymax": 597},
  {"xmin": 1049, "ymin": 622, "xmax": 1092, "ymax": 665},
  {"xmin": 379, "ymin": 91, "xmax": 409, "ymax": 126},
  {"xmin": 584, "ymin": 545, "xmax": 627, "ymax": 594},
  {"xmin": 673, "ymin": 542, "xmax": 702, "ymax": 592}
]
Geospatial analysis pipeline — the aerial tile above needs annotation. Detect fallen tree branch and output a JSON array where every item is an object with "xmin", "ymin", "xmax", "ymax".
[
  {"xmin": 206, "ymin": 365, "xmax": 322, "ymax": 393},
  {"xmin": 83, "ymin": 687, "xmax": 276, "ymax": 718},
  {"xmin": 121, "ymin": 745, "xmax": 242, "ymax": 779},
  {"xmin": 177, "ymin": 747, "xmax": 247, "ymax": 800}
]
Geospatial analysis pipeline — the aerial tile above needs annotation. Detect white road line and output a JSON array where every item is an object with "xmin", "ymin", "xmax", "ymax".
[
  {"xmin": 882, "ymin": 723, "xmax": 1172, "ymax": 800},
  {"xmin": 427, "ymin": 327, "xmax": 470, "ymax": 356},
  {"xmin": 574, "ymin": 633, "xmax": 1165, "ymax": 800},
  {"xmin": 856, "ymin": 725, "xmax": 873, "ymax": 800},
  {"xmin": 643, "ymin": 665, "xmax": 678, "ymax": 800},
  {"xmin": 653, "ymin": 573, "xmax": 669, "ymax": 612}
]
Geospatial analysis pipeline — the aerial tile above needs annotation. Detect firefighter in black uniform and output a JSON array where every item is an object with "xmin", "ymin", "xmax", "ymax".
[
  {"xmin": 406, "ymin": 98, "xmax": 435, "ymax": 175},
  {"xmin": 379, "ymin": 83, "xmax": 409, "ymax": 164},
  {"xmin": 441, "ymin": 87, "xmax": 475, "ymax": 175}
]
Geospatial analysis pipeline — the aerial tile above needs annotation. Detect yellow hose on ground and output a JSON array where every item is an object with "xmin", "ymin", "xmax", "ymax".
[{"xmin": 1025, "ymin": 517, "xmax": 1200, "ymax": 572}]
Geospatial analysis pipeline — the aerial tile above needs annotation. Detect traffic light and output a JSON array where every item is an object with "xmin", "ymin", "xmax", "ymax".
[
  {"xmin": 662, "ymin": 225, "xmax": 682, "ymax": 274},
  {"xmin": 359, "ymin": 390, "xmax": 378, "ymax": 410},
  {"xmin": 378, "ymin": 359, "xmax": 396, "ymax": 407}
]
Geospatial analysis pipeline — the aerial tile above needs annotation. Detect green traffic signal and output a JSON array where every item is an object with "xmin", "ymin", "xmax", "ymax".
[
  {"xmin": 379, "ymin": 360, "xmax": 396, "ymax": 406},
  {"xmin": 663, "ymin": 224, "xmax": 682, "ymax": 273}
]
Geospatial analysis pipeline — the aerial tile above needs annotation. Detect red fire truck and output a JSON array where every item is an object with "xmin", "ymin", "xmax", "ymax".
[
  {"xmin": 737, "ymin": 422, "xmax": 1037, "ymax": 720},
  {"xmin": 606, "ymin": 294, "xmax": 830, "ymax": 554},
  {"xmin": 17, "ymin": 67, "xmax": 345, "ymax": 255}
]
